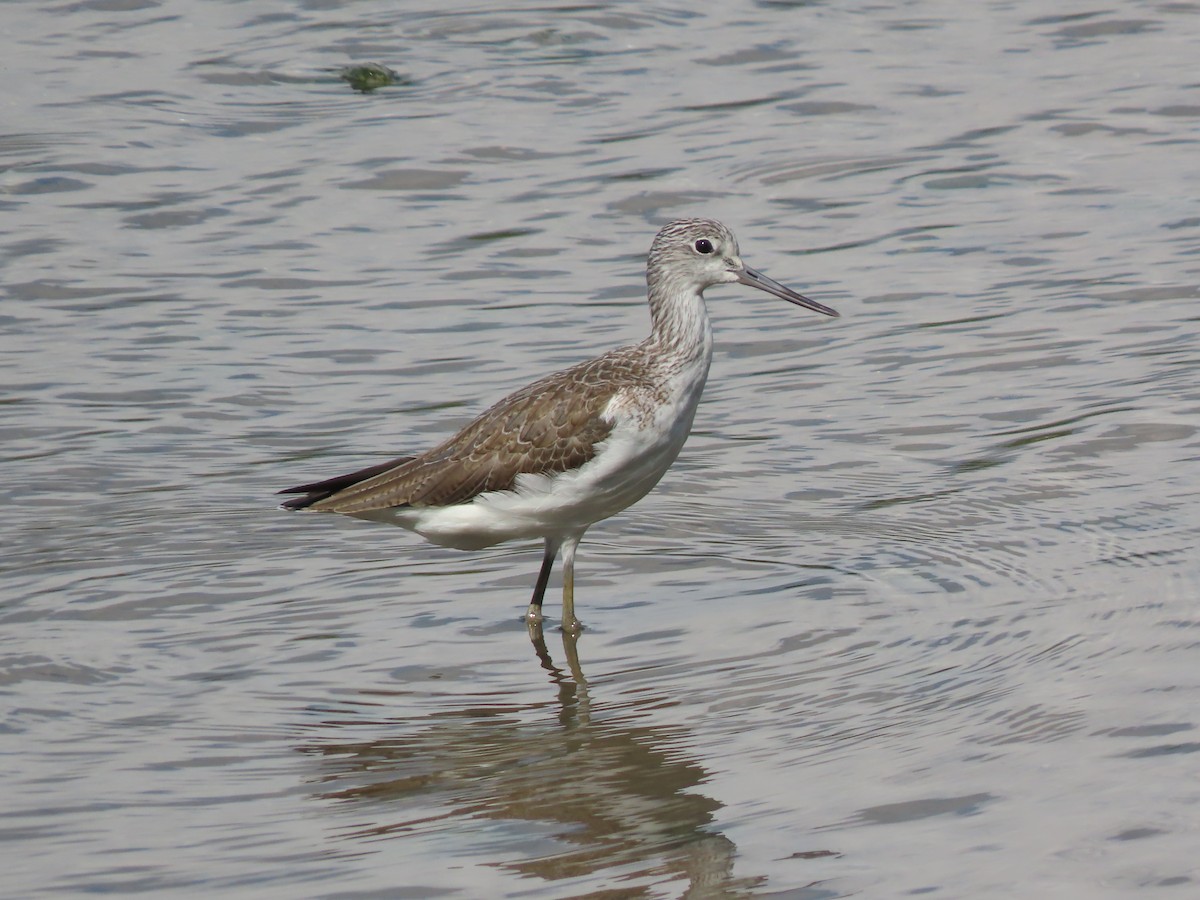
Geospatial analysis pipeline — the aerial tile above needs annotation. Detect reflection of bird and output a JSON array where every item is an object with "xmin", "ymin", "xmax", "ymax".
[
  {"xmin": 280, "ymin": 218, "xmax": 838, "ymax": 632},
  {"xmin": 304, "ymin": 692, "xmax": 753, "ymax": 891}
]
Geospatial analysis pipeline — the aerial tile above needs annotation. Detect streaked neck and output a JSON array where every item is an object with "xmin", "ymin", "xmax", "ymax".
[{"xmin": 646, "ymin": 274, "xmax": 713, "ymax": 364}]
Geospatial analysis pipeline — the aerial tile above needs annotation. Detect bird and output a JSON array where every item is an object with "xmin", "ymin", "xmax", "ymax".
[{"xmin": 279, "ymin": 218, "xmax": 839, "ymax": 634}]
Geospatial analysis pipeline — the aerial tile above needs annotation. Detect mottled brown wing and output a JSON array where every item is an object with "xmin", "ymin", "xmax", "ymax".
[{"xmin": 299, "ymin": 353, "xmax": 636, "ymax": 515}]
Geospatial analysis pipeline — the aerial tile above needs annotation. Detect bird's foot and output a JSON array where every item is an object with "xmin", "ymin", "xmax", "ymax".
[
  {"xmin": 525, "ymin": 603, "xmax": 544, "ymax": 625},
  {"xmin": 526, "ymin": 617, "xmax": 545, "ymax": 647},
  {"xmin": 561, "ymin": 616, "xmax": 583, "ymax": 636}
]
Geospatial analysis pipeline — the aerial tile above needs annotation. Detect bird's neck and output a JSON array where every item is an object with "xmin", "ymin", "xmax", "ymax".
[{"xmin": 645, "ymin": 276, "xmax": 714, "ymax": 366}]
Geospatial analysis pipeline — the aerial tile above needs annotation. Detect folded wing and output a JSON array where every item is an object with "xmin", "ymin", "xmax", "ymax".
[{"xmin": 279, "ymin": 354, "xmax": 637, "ymax": 514}]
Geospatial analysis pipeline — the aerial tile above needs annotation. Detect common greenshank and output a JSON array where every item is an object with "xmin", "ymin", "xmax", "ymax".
[{"xmin": 280, "ymin": 218, "xmax": 838, "ymax": 633}]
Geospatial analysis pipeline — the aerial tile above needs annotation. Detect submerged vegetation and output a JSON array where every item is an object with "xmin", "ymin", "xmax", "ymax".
[{"xmin": 337, "ymin": 63, "xmax": 404, "ymax": 93}]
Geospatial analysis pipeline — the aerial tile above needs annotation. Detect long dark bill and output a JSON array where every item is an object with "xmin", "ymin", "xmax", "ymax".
[{"xmin": 737, "ymin": 265, "xmax": 839, "ymax": 317}]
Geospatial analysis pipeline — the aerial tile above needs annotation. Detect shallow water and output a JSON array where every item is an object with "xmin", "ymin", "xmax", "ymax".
[{"xmin": 4, "ymin": 0, "xmax": 1200, "ymax": 896}]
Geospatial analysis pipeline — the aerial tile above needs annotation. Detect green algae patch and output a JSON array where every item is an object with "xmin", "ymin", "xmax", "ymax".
[{"xmin": 338, "ymin": 64, "xmax": 404, "ymax": 93}]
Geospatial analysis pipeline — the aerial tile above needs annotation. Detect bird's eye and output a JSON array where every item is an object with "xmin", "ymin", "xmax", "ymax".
[{"xmin": 694, "ymin": 238, "xmax": 714, "ymax": 254}]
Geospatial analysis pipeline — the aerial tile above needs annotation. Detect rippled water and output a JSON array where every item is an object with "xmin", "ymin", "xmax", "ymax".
[{"xmin": 4, "ymin": 0, "xmax": 1200, "ymax": 896}]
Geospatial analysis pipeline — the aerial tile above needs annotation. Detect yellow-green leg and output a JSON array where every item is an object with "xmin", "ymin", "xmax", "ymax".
[{"xmin": 560, "ymin": 531, "xmax": 584, "ymax": 634}]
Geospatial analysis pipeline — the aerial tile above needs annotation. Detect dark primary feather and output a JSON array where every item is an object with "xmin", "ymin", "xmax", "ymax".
[
  {"xmin": 278, "ymin": 348, "xmax": 655, "ymax": 515},
  {"xmin": 279, "ymin": 455, "xmax": 416, "ymax": 510}
]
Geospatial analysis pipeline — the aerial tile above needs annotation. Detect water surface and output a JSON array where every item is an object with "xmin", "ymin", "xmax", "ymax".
[{"xmin": 4, "ymin": 1, "xmax": 1200, "ymax": 896}]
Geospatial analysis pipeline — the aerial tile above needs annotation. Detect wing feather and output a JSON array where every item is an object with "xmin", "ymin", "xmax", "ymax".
[{"xmin": 280, "ymin": 350, "xmax": 645, "ymax": 515}]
